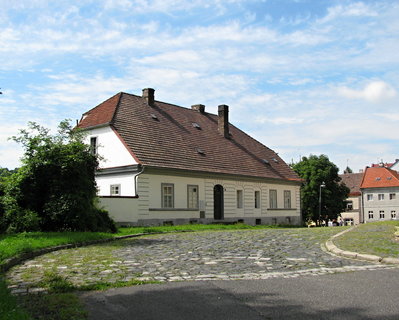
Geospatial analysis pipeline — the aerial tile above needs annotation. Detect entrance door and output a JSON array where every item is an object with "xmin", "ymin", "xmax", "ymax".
[{"xmin": 213, "ymin": 184, "xmax": 224, "ymax": 220}]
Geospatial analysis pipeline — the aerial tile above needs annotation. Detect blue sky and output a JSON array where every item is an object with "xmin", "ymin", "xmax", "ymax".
[{"xmin": 1, "ymin": 0, "xmax": 398, "ymax": 172}]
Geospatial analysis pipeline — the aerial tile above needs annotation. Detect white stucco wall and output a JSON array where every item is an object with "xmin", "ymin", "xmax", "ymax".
[
  {"xmin": 362, "ymin": 187, "xmax": 399, "ymax": 222},
  {"xmin": 84, "ymin": 125, "xmax": 137, "ymax": 168},
  {"xmin": 96, "ymin": 173, "xmax": 137, "ymax": 196}
]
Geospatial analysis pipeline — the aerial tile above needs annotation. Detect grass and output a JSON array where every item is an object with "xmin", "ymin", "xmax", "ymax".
[
  {"xmin": 0, "ymin": 279, "xmax": 30, "ymax": 320},
  {"xmin": 334, "ymin": 221, "xmax": 399, "ymax": 257}
]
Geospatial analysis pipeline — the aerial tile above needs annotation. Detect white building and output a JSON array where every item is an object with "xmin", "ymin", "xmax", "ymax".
[
  {"xmin": 78, "ymin": 88, "xmax": 302, "ymax": 226},
  {"xmin": 361, "ymin": 166, "xmax": 399, "ymax": 223}
]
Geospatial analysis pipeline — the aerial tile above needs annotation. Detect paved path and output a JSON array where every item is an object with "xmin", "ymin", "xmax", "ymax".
[{"xmin": 6, "ymin": 229, "xmax": 396, "ymax": 294}]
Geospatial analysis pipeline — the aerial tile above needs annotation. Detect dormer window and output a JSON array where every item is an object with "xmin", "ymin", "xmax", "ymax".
[
  {"xmin": 192, "ymin": 122, "xmax": 201, "ymax": 129},
  {"xmin": 151, "ymin": 113, "xmax": 159, "ymax": 120}
]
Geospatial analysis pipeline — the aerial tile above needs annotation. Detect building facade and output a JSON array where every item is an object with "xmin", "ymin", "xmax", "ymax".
[
  {"xmin": 360, "ymin": 167, "xmax": 399, "ymax": 223},
  {"xmin": 78, "ymin": 89, "xmax": 302, "ymax": 226}
]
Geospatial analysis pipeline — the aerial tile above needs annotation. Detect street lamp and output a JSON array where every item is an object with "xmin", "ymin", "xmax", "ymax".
[{"xmin": 319, "ymin": 181, "xmax": 326, "ymax": 226}]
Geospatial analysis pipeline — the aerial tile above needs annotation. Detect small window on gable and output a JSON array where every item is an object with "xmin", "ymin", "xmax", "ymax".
[
  {"xmin": 110, "ymin": 184, "xmax": 121, "ymax": 196},
  {"xmin": 90, "ymin": 137, "xmax": 97, "ymax": 155}
]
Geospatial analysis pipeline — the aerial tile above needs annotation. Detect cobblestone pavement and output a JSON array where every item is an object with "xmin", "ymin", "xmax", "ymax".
[{"xmin": 6, "ymin": 229, "xmax": 397, "ymax": 294}]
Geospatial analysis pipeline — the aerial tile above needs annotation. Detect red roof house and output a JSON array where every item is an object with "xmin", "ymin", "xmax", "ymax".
[{"xmin": 78, "ymin": 89, "xmax": 302, "ymax": 226}]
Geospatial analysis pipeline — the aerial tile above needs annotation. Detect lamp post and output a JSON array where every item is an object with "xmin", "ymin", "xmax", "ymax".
[{"xmin": 319, "ymin": 181, "xmax": 326, "ymax": 226}]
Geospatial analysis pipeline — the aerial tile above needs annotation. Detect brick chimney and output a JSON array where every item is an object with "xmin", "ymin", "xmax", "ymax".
[
  {"xmin": 142, "ymin": 88, "xmax": 155, "ymax": 106},
  {"xmin": 191, "ymin": 104, "xmax": 205, "ymax": 113},
  {"xmin": 218, "ymin": 104, "xmax": 229, "ymax": 138}
]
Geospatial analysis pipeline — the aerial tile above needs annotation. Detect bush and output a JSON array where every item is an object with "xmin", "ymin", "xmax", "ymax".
[{"xmin": 1, "ymin": 121, "xmax": 116, "ymax": 233}]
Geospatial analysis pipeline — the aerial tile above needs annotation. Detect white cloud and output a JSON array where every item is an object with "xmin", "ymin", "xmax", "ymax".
[{"xmin": 338, "ymin": 81, "xmax": 397, "ymax": 103}]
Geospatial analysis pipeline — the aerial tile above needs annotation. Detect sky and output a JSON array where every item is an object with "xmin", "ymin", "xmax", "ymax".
[{"xmin": 1, "ymin": 0, "xmax": 398, "ymax": 172}]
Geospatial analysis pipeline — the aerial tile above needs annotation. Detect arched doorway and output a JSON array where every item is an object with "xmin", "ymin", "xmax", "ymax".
[{"xmin": 213, "ymin": 184, "xmax": 224, "ymax": 220}]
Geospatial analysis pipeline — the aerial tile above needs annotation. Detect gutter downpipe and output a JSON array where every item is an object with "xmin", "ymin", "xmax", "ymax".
[{"xmin": 133, "ymin": 164, "xmax": 145, "ymax": 197}]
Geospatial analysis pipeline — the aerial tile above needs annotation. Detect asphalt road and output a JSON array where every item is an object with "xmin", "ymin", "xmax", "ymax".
[{"xmin": 81, "ymin": 267, "xmax": 399, "ymax": 320}]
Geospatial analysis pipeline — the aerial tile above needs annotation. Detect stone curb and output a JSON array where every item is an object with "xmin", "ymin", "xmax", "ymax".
[
  {"xmin": 325, "ymin": 226, "xmax": 399, "ymax": 264},
  {"xmin": 0, "ymin": 231, "xmax": 182, "ymax": 274}
]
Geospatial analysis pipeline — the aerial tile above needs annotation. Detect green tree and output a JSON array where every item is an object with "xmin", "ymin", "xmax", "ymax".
[
  {"xmin": 292, "ymin": 154, "xmax": 349, "ymax": 224},
  {"xmin": 1, "ymin": 121, "xmax": 116, "ymax": 233}
]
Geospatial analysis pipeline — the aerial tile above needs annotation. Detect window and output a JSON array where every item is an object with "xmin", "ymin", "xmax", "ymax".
[
  {"xmin": 367, "ymin": 194, "xmax": 373, "ymax": 201},
  {"xmin": 379, "ymin": 210, "xmax": 385, "ymax": 219},
  {"xmin": 391, "ymin": 211, "xmax": 396, "ymax": 219},
  {"xmin": 284, "ymin": 190, "xmax": 291, "ymax": 209},
  {"xmin": 390, "ymin": 193, "xmax": 396, "ymax": 200},
  {"xmin": 90, "ymin": 137, "xmax": 97, "ymax": 155},
  {"xmin": 378, "ymin": 194, "xmax": 384, "ymax": 201},
  {"xmin": 346, "ymin": 201, "xmax": 353, "ymax": 210},
  {"xmin": 237, "ymin": 190, "xmax": 243, "ymax": 209},
  {"xmin": 368, "ymin": 211, "xmax": 374, "ymax": 219},
  {"xmin": 187, "ymin": 185, "xmax": 199, "ymax": 209},
  {"xmin": 162, "ymin": 183, "xmax": 174, "ymax": 208},
  {"xmin": 110, "ymin": 184, "xmax": 120, "ymax": 196},
  {"xmin": 255, "ymin": 191, "xmax": 260, "ymax": 209},
  {"xmin": 269, "ymin": 189, "xmax": 277, "ymax": 209}
]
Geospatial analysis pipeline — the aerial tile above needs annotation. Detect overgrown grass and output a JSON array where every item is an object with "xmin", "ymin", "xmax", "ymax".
[
  {"xmin": 0, "ymin": 278, "xmax": 30, "ymax": 320},
  {"xmin": 334, "ymin": 221, "xmax": 399, "ymax": 257}
]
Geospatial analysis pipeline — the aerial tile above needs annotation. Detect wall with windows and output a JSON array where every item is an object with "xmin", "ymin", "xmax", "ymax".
[
  {"xmin": 84, "ymin": 126, "xmax": 137, "ymax": 168},
  {"xmin": 98, "ymin": 171, "xmax": 301, "ymax": 226},
  {"xmin": 362, "ymin": 187, "xmax": 399, "ymax": 223},
  {"xmin": 96, "ymin": 173, "xmax": 137, "ymax": 196},
  {"xmin": 340, "ymin": 195, "xmax": 361, "ymax": 225}
]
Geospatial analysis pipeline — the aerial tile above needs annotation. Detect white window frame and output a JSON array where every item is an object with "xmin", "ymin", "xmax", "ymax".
[
  {"xmin": 379, "ymin": 210, "xmax": 385, "ymax": 219},
  {"xmin": 254, "ymin": 191, "xmax": 260, "ymax": 209},
  {"xmin": 90, "ymin": 136, "xmax": 98, "ymax": 155},
  {"xmin": 390, "ymin": 193, "xmax": 396, "ymax": 200},
  {"xmin": 110, "ymin": 184, "xmax": 121, "ymax": 196},
  {"xmin": 367, "ymin": 194, "xmax": 373, "ymax": 201},
  {"xmin": 284, "ymin": 190, "xmax": 291, "ymax": 209},
  {"xmin": 269, "ymin": 189, "xmax": 277, "ymax": 209},
  {"xmin": 237, "ymin": 190, "xmax": 243, "ymax": 209},
  {"xmin": 187, "ymin": 185, "xmax": 199, "ymax": 209},
  {"xmin": 391, "ymin": 210, "xmax": 396, "ymax": 219},
  {"xmin": 368, "ymin": 211, "xmax": 374, "ymax": 219},
  {"xmin": 162, "ymin": 183, "xmax": 174, "ymax": 208},
  {"xmin": 378, "ymin": 194, "xmax": 384, "ymax": 201}
]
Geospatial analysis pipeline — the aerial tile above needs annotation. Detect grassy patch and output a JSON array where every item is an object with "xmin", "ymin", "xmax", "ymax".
[
  {"xmin": 18, "ymin": 293, "xmax": 87, "ymax": 320},
  {"xmin": 0, "ymin": 278, "xmax": 30, "ymax": 320},
  {"xmin": 334, "ymin": 221, "xmax": 399, "ymax": 257}
]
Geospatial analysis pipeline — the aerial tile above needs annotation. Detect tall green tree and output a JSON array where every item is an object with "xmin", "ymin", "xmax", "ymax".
[
  {"xmin": 292, "ymin": 154, "xmax": 349, "ymax": 223},
  {"xmin": 1, "ymin": 120, "xmax": 116, "ymax": 233}
]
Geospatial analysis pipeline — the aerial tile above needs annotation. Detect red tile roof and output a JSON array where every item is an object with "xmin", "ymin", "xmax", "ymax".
[
  {"xmin": 78, "ymin": 92, "xmax": 300, "ymax": 182},
  {"xmin": 339, "ymin": 172, "xmax": 363, "ymax": 196},
  {"xmin": 360, "ymin": 167, "xmax": 399, "ymax": 189}
]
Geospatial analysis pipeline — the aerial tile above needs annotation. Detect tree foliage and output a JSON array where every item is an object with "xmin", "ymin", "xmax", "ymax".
[
  {"xmin": 0, "ymin": 121, "xmax": 116, "ymax": 233},
  {"xmin": 292, "ymin": 154, "xmax": 349, "ymax": 223}
]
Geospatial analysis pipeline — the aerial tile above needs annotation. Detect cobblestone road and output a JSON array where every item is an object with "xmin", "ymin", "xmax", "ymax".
[{"xmin": 6, "ymin": 229, "xmax": 396, "ymax": 294}]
